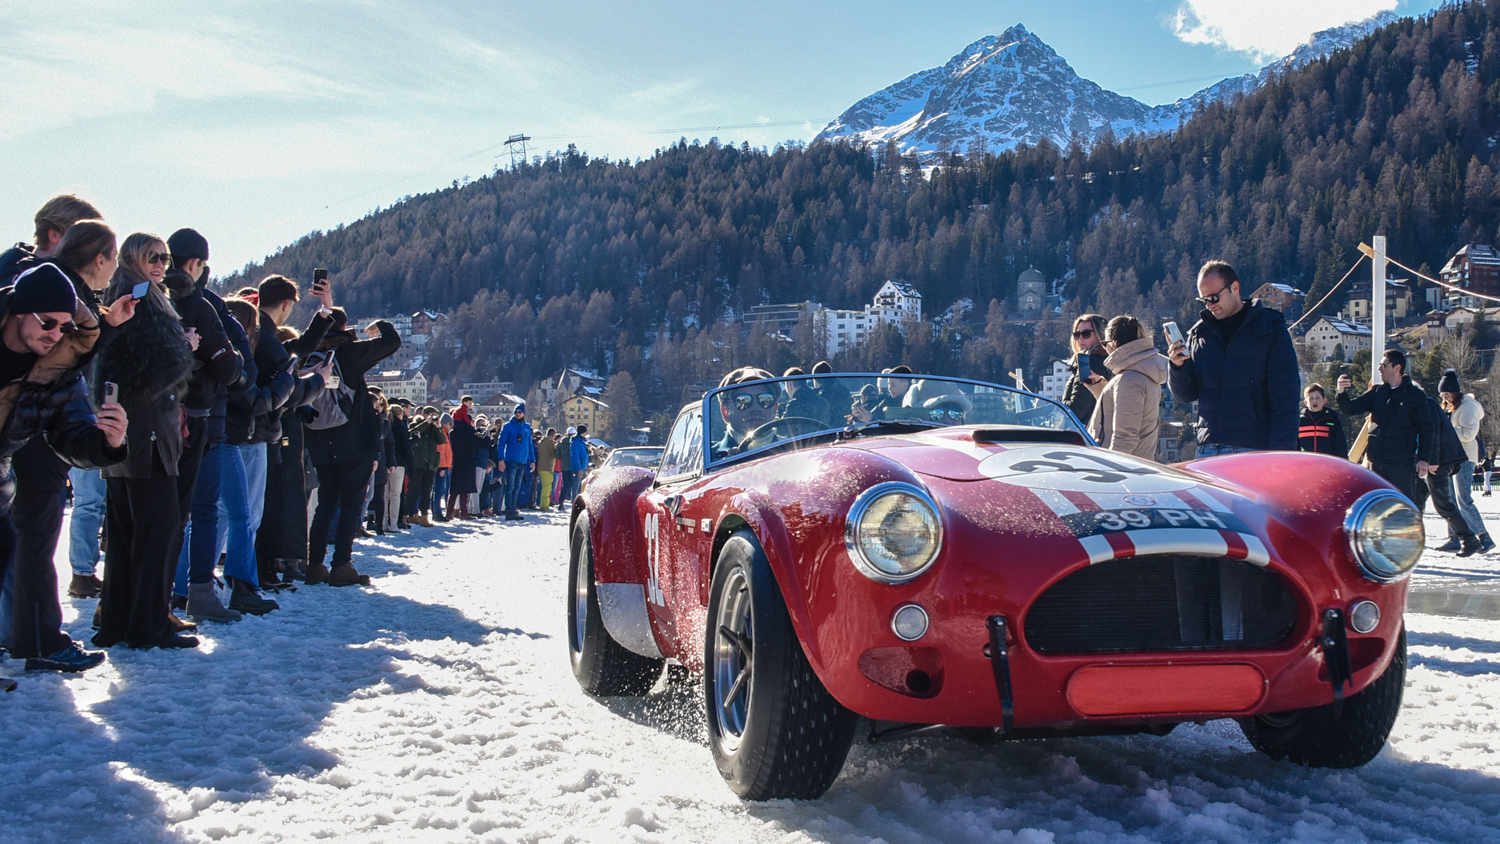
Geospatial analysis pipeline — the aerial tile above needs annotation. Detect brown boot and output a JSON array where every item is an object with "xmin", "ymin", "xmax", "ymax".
[
  {"xmin": 305, "ymin": 560, "xmax": 331, "ymax": 585},
  {"xmin": 166, "ymin": 613, "xmax": 199, "ymax": 633},
  {"xmin": 328, "ymin": 565, "xmax": 372, "ymax": 587}
]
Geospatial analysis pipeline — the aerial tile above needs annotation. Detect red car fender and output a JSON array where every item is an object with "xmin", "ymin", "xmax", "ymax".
[
  {"xmin": 704, "ymin": 447, "xmax": 931, "ymax": 686},
  {"xmin": 578, "ymin": 466, "xmax": 655, "ymax": 586}
]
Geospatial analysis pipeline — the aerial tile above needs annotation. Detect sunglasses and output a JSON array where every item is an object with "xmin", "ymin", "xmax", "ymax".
[
  {"xmin": 145, "ymin": 252, "xmax": 171, "ymax": 266},
  {"xmin": 729, "ymin": 393, "xmax": 776, "ymax": 411},
  {"xmin": 1072, "ymin": 328, "xmax": 1094, "ymax": 339},
  {"xmin": 927, "ymin": 407, "xmax": 965, "ymax": 422},
  {"xmin": 1196, "ymin": 282, "xmax": 1235, "ymax": 306},
  {"xmin": 32, "ymin": 313, "xmax": 77, "ymax": 334}
]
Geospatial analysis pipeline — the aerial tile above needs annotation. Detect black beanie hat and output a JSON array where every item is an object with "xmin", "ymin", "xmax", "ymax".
[
  {"xmin": 1439, "ymin": 369, "xmax": 1461, "ymax": 395},
  {"xmin": 166, "ymin": 228, "xmax": 209, "ymax": 262},
  {"xmin": 10, "ymin": 265, "xmax": 79, "ymax": 315}
]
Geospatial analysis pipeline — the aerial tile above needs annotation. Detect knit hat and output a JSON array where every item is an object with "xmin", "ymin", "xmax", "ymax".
[
  {"xmin": 1438, "ymin": 369, "xmax": 1461, "ymax": 395},
  {"xmin": 514, "ymin": 402, "xmax": 526, "ymax": 414},
  {"xmin": 9, "ymin": 265, "xmax": 79, "ymax": 315},
  {"xmin": 566, "ymin": 426, "xmax": 577, "ymax": 435},
  {"xmin": 166, "ymin": 228, "xmax": 209, "ymax": 261}
]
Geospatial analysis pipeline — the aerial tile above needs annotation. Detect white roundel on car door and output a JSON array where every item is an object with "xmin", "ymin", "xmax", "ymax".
[{"xmin": 976, "ymin": 446, "xmax": 1194, "ymax": 494}]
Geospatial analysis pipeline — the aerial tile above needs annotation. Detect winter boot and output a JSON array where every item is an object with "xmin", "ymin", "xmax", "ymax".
[
  {"xmin": 304, "ymin": 560, "xmax": 331, "ymax": 585},
  {"xmin": 1436, "ymin": 536, "xmax": 1463, "ymax": 553},
  {"xmin": 226, "ymin": 577, "xmax": 280, "ymax": 615},
  {"xmin": 167, "ymin": 613, "xmax": 198, "ymax": 633},
  {"xmin": 328, "ymin": 564, "xmax": 372, "ymax": 587},
  {"xmin": 1458, "ymin": 534, "xmax": 1483, "ymax": 557},
  {"xmin": 187, "ymin": 582, "xmax": 242, "ymax": 623},
  {"xmin": 67, "ymin": 574, "xmax": 103, "ymax": 599},
  {"xmin": 1482, "ymin": 532, "xmax": 1496, "ymax": 553},
  {"xmin": 25, "ymin": 641, "xmax": 107, "ymax": 673}
]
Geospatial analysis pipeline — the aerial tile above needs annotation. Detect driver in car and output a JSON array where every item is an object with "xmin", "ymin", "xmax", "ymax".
[{"xmin": 712, "ymin": 366, "xmax": 779, "ymax": 459}]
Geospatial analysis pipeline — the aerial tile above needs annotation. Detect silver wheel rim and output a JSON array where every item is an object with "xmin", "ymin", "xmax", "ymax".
[
  {"xmin": 712, "ymin": 563, "xmax": 753, "ymax": 752},
  {"xmin": 570, "ymin": 536, "xmax": 588, "ymax": 662}
]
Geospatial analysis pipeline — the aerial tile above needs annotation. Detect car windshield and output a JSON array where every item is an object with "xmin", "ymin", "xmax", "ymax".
[
  {"xmin": 605, "ymin": 448, "xmax": 664, "ymax": 469},
  {"xmin": 704, "ymin": 372, "xmax": 1084, "ymax": 465}
]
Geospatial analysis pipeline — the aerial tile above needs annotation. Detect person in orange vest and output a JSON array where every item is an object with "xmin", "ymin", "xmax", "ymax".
[{"xmin": 1297, "ymin": 383, "xmax": 1347, "ymax": 458}]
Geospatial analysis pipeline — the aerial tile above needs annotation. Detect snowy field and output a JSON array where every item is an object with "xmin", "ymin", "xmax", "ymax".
[{"xmin": 3, "ymin": 492, "xmax": 1500, "ymax": 844}]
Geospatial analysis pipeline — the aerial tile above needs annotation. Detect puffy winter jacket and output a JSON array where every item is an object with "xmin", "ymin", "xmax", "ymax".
[
  {"xmin": 1337, "ymin": 376, "xmax": 1438, "ymax": 467},
  {"xmin": 1167, "ymin": 300, "xmax": 1300, "ymax": 450},
  {"xmin": 303, "ymin": 321, "xmax": 400, "ymax": 464},
  {"xmin": 1088, "ymin": 338, "xmax": 1167, "ymax": 460},
  {"xmin": 497, "ymin": 417, "xmax": 534, "ymax": 464},
  {"xmin": 1449, "ymin": 394, "xmax": 1485, "ymax": 464},
  {"xmin": 1297, "ymin": 406, "xmax": 1348, "ymax": 458}
]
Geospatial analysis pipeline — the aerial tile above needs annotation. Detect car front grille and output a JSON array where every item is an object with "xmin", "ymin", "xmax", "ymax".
[{"xmin": 1024, "ymin": 555, "xmax": 1299, "ymax": 654}]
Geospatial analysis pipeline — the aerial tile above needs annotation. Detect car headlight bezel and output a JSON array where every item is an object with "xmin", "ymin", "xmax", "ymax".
[
  {"xmin": 844, "ymin": 482, "xmax": 943, "ymax": 584},
  {"xmin": 1343, "ymin": 489, "xmax": 1424, "ymax": 583}
]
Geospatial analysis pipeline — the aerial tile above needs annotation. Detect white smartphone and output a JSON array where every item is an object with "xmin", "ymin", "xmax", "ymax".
[
  {"xmin": 327, "ymin": 375, "xmax": 341, "ymax": 390},
  {"xmin": 1163, "ymin": 322, "xmax": 1184, "ymax": 347},
  {"xmin": 103, "ymin": 381, "xmax": 119, "ymax": 407}
]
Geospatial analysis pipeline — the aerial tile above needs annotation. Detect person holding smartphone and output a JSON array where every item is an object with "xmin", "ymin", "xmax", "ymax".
[
  {"xmin": 1167, "ymin": 260, "xmax": 1300, "ymax": 456},
  {"xmin": 1063, "ymin": 314, "xmax": 1111, "ymax": 426}
]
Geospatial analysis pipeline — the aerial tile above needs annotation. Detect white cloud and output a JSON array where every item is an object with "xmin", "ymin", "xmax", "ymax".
[{"xmin": 1168, "ymin": 0, "xmax": 1398, "ymax": 61}]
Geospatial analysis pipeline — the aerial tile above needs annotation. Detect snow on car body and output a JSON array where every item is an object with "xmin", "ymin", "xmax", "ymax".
[{"xmin": 566, "ymin": 373, "xmax": 1421, "ymax": 800}]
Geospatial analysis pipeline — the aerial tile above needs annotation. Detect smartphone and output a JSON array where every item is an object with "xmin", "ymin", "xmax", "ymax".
[
  {"xmin": 1078, "ymin": 354, "xmax": 1092, "ymax": 381},
  {"xmin": 1163, "ymin": 321, "xmax": 1184, "ymax": 347},
  {"xmin": 313, "ymin": 268, "xmax": 328, "ymax": 283},
  {"xmin": 131, "ymin": 280, "xmax": 151, "ymax": 300},
  {"xmin": 327, "ymin": 375, "xmax": 341, "ymax": 390},
  {"xmin": 103, "ymin": 381, "xmax": 119, "ymax": 407},
  {"xmin": 302, "ymin": 351, "xmax": 327, "ymax": 369}
]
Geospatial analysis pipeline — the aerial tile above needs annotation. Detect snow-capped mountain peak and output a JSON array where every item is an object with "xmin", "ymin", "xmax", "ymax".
[{"xmin": 817, "ymin": 12, "xmax": 1398, "ymax": 157}]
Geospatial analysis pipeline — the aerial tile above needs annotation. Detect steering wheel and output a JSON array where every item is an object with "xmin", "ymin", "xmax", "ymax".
[{"xmin": 738, "ymin": 416, "xmax": 828, "ymax": 453}]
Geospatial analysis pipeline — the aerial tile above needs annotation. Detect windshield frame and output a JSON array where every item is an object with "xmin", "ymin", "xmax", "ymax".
[{"xmin": 698, "ymin": 372, "xmax": 1090, "ymax": 471}]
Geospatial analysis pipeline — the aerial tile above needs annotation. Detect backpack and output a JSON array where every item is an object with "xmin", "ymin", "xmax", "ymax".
[{"xmin": 306, "ymin": 356, "xmax": 356, "ymax": 430}]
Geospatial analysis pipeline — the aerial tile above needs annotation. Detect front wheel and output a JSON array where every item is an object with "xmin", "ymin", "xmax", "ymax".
[
  {"xmin": 1238, "ymin": 628, "xmax": 1406, "ymax": 768},
  {"xmin": 568, "ymin": 512, "xmax": 663, "ymax": 696},
  {"xmin": 704, "ymin": 530, "xmax": 857, "ymax": 800}
]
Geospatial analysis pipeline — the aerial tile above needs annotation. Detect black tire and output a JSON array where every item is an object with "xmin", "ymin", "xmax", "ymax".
[
  {"xmin": 704, "ymin": 530, "xmax": 857, "ymax": 800},
  {"xmin": 1238, "ymin": 628, "xmax": 1406, "ymax": 768},
  {"xmin": 568, "ymin": 512, "xmax": 663, "ymax": 696}
]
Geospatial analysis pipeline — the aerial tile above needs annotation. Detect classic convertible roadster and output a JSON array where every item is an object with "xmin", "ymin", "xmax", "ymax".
[{"xmin": 566, "ymin": 372, "xmax": 1420, "ymax": 800}]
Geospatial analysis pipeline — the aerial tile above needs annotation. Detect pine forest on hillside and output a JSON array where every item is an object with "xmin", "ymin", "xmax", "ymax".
[{"xmin": 222, "ymin": 1, "xmax": 1500, "ymax": 422}]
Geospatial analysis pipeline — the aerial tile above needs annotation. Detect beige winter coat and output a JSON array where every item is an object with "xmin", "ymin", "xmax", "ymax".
[
  {"xmin": 1089, "ymin": 338, "xmax": 1169, "ymax": 460},
  {"xmin": 1450, "ymin": 393, "xmax": 1485, "ymax": 464}
]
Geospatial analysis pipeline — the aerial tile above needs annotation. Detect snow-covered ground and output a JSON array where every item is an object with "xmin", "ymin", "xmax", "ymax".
[{"xmin": 3, "ymin": 492, "xmax": 1500, "ymax": 844}]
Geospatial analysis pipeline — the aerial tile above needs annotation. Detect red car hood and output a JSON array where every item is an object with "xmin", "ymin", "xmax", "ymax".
[{"xmin": 841, "ymin": 427, "xmax": 1271, "ymax": 566}]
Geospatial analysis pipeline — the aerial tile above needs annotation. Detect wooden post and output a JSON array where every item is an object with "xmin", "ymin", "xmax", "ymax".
[{"xmin": 1372, "ymin": 235, "xmax": 1387, "ymax": 371}]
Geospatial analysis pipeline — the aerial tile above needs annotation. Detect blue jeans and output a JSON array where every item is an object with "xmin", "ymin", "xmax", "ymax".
[
  {"xmin": 175, "ymin": 441, "xmax": 228, "ymax": 594},
  {"xmin": 504, "ymin": 461, "xmax": 527, "ymax": 513},
  {"xmin": 1196, "ymin": 443, "xmax": 1258, "ymax": 458},
  {"xmin": 1453, "ymin": 459, "xmax": 1486, "ymax": 536},
  {"xmin": 433, "ymin": 469, "xmax": 450, "ymax": 516},
  {"xmin": 209, "ymin": 444, "xmax": 264, "ymax": 586},
  {"xmin": 68, "ymin": 467, "xmax": 106, "ymax": 576}
]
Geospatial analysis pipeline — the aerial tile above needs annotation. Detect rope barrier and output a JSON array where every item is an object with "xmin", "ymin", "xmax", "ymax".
[{"xmin": 1288, "ymin": 254, "xmax": 1368, "ymax": 330}]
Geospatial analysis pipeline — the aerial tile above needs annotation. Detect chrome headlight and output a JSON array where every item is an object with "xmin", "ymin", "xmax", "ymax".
[
  {"xmin": 1344, "ymin": 490, "xmax": 1424, "ymax": 583},
  {"xmin": 845, "ymin": 482, "xmax": 943, "ymax": 583}
]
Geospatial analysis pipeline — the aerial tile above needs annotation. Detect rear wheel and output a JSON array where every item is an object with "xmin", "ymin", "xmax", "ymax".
[
  {"xmin": 1238, "ymin": 628, "xmax": 1406, "ymax": 768},
  {"xmin": 568, "ymin": 512, "xmax": 663, "ymax": 696},
  {"xmin": 704, "ymin": 530, "xmax": 857, "ymax": 800}
]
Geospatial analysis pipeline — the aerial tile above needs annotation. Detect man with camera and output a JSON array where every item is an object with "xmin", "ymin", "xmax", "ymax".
[{"xmin": 1167, "ymin": 260, "xmax": 1300, "ymax": 456}]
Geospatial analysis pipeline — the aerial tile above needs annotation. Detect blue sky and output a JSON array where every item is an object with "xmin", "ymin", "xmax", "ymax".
[{"xmin": 0, "ymin": 0, "xmax": 1443, "ymax": 275}]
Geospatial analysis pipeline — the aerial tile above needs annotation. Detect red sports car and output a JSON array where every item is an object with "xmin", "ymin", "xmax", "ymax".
[{"xmin": 566, "ymin": 372, "xmax": 1421, "ymax": 800}]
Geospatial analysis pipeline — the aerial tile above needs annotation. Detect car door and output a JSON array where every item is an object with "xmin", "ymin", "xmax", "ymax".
[{"xmin": 639, "ymin": 405, "xmax": 705, "ymax": 657}]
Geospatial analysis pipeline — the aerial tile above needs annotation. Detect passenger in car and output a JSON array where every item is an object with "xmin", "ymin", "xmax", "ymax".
[
  {"xmin": 777, "ymin": 366, "xmax": 832, "ymax": 427},
  {"xmin": 902, "ymin": 379, "xmax": 973, "ymax": 424},
  {"xmin": 712, "ymin": 367, "xmax": 778, "ymax": 458}
]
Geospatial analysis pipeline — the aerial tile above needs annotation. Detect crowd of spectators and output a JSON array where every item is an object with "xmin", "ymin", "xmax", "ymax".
[{"xmin": 0, "ymin": 196, "xmax": 603, "ymax": 691}]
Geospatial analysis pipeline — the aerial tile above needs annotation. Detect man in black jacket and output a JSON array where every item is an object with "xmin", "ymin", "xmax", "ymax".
[
  {"xmin": 254, "ymin": 274, "xmax": 332, "ymax": 584},
  {"xmin": 1168, "ymin": 260, "xmax": 1300, "ymax": 455},
  {"xmin": 0, "ymin": 267, "xmax": 127, "ymax": 678},
  {"xmin": 304, "ymin": 310, "xmax": 400, "ymax": 586},
  {"xmin": 1337, "ymin": 349, "xmax": 1436, "ymax": 503}
]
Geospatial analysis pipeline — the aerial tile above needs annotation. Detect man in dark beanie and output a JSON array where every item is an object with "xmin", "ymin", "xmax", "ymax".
[{"xmin": 0, "ymin": 265, "xmax": 128, "ymax": 678}]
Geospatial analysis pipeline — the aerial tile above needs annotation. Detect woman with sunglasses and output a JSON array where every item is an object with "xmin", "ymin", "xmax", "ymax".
[
  {"xmin": 1086, "ymin": 316, "xmax": 1168, "ymax": 460},
  {"xmin": 1063, "ymin": 313, "xmax": 1111, "ymax": 427},
  {"xmin": 92, "ymin": 233, "xmax": 199, "ymax": 650}
]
